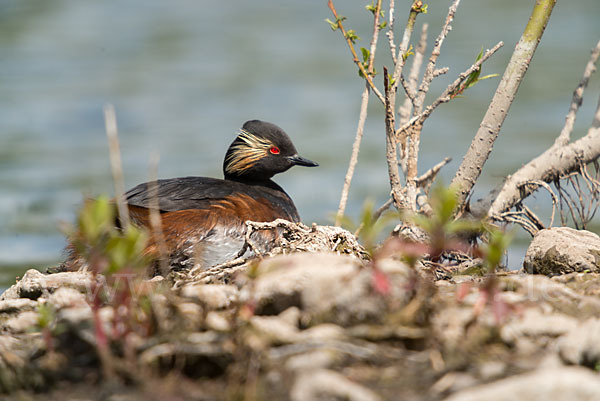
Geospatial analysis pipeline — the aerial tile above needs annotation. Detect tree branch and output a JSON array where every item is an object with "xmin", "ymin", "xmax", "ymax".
[
  {"xmin": 451, "ymin": 0, "xmax": 558, "ymax": 213},
  {"xmin": 335, "ymin": 0, "xmax": 384, "ymax": 226},
  {"xmin": 327, "ymin": 0, "xmax": 385, "ymax": 104},
  {"xmin": 554, "ymin": 39, "xmax": 600, "ymax": 146},
  {"xmin": 471, "ymin": 40, "xmax": 600, "ymax": 219}
]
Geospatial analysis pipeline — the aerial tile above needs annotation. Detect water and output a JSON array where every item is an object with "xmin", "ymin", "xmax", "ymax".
[{"xmin": 1, "ymin": 0, "xmax": 599, "ymax": 287}]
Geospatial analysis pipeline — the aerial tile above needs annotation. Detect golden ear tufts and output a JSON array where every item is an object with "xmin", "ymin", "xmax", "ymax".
[{"xmin": 225, "ymin": 130, "xmax": 274, "ymax": 174}]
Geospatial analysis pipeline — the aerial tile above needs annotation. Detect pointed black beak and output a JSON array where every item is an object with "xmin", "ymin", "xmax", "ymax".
[{"xmin": 288, "ymin": 154, "xmax": 319, "ymax": 167}]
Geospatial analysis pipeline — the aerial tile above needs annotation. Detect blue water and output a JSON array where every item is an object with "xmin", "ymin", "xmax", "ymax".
[{"xmin": 1, "ymin": 0, "xmax": 599, "ymax": 285}]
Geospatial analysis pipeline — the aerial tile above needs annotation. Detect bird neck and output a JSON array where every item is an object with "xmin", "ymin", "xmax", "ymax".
[{"xmin": 224, "ymin": 174, "xmax": 282, "ymax": 191}]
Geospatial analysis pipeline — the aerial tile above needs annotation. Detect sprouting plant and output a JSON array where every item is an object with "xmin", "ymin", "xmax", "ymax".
[
  {"xmin": 65, "ymin": 196, "xmax": 151, "ymax": 378},
  {"xmin": 451, "ymin": 47, "xmax": 499, "ymax": 98},
  {"xmin": 338, "ymin": 199, "xmax": 400, "ymax": 254},
  {"xmin": 36, "ymin": 303, "xmax": 58, "ymax": 352}
]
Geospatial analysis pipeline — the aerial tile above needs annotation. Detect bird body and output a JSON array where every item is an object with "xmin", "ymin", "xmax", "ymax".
[{"xmin": 123, "ymin": 120, "xmax": 317, "ymax": 270}]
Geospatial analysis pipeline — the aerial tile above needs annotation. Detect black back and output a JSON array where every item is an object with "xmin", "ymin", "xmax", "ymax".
[{"xmin": 125, "ymin": 176, "xmax": 301, "ymax": 222}]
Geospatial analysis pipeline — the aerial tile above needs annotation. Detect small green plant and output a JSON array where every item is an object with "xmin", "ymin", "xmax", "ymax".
[
  {"xmin": 451, "ymin": 47, "xmax": 499, "ymax": 98},
  {"xmin": 36, "ymin": 303, "xmax": 59, "ymax": 352},
  {"xmin": 65, "ymin": 196, "xmax": 151, "ymax": 378},
  {"xmin": 338, "ymin": 199, "xmax": 400, "ymax": 254}
]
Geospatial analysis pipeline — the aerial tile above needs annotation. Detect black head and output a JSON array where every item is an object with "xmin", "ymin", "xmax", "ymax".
[{"xmin": 223, "ymin": 120, "xmax": 318, "ymax": 181}]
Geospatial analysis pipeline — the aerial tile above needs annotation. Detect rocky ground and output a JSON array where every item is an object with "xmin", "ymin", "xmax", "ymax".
[{"xmin": 1, "ymin": 226, "xmax": 600, "ymax": 400}]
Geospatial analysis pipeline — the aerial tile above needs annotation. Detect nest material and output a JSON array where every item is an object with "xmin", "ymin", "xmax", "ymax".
[{"xmin": 173, "ymin": 219, "xmax": 368, "ymax": 286}]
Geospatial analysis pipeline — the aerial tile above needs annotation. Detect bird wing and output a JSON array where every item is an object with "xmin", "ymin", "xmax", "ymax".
[{"xmin": 125, "ymin": 176, "xmax": 300, "ymax": 221}]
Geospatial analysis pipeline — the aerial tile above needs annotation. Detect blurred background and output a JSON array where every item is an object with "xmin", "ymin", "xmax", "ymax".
[{"xmin": 1, "ymin": 0, "xmax": 599, "ymax": 287}]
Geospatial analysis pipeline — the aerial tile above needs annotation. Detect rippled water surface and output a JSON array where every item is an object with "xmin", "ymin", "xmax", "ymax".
[{"xmin": 1, "ymin": 0, "xmax": 599, "ymax": 287}]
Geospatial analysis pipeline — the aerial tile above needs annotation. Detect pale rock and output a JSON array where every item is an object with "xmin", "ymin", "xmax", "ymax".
[
  {"xmin": 246, "ymin": 253, "xmax": 405, "ymax": 325},
  {"xmin": 285, "ymin": 349, "xmax": 340, "ymax": 371},
  {"xmin": 58, "ymin": 305, "xmax": 93, "ymax": 326},
  {"xmin": 0, "ymin": 298, "xmax": 38, "ymax": 314},
  {"xmin": 291, "ymin": 369, "xmax": 381, "ymax": 401},
  {"xmin": 180, "ymin": 284, "xmax": 239, "ymax": 310},
  {"xmin": 440, "ymin": 367, "xmax": 600, "ymax": 401},
  {"xmin": 501, "ymin": 308, "xmax": 577, "ymax": 345},
  {"xmin": 250, "ymin": 315, "xmax": 300, "ymax": 345},
  {"xmin": 47, "ymin": 287, "xmax": 88, "ymax": 310},
  {"xmin": 278, "ymin": 306, "xmax": 301, "ymax": 327},
  {"xmin": 177, "ymin": 302, "xmax": 204, "ymax": 328},
  {"xmin": 0, "ymin": 269, "xmax": 94, "ymax": 301},
  {"xmin": 502, "ymin": 274, "xmax": 600, "ymax": 318},
  {"xmin": 523, "ymin": 227, "xmax": 600, "ymax": 276},
  {"xmin": 3, "ymin": 311, "xmax": 39, "ymax": 333},
  {"xmin": 558, "ymin": 318, "xmax": 600, "ymax": 367},
  {"xmin": 205, "ymin": 311, "xmax": 231, "ymax": 332},
  {"xmin": 297, "ymin": 324, "xmax": 345, "ymax": 342}
]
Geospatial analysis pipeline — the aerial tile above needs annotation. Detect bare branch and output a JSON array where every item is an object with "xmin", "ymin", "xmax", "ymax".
[
  {"xmin": 414, "ymin": 0, "xmax": 461, "ymax": 111},
  {"xmin": 398, "ymin": 23, "xmax": 428, "ymax": 126},
  {"xmin": 394, "ymin": 42, "xmax": 504, "ymax": 137},
  {"xmin": 474, "ymin": 112, "xmax": 600, "ymax": 219},
  {"xmin": 335, "ymin": 0, "xmax": 385, "ymax": 226},
  {"xmin": 384, "ymin": 2, "xmax": 426, "ymax": 210},
  {"xmin": 327, "ymin": 0, "xmax": 385, "ymax": 104},
  {"xmin": 104, "ymin": 104, "xmax": 130, "ymax": 230},
  {"xmin": 554, "ymin": 39, "xmax": 600, "ymax": 146},
  {"xmin": 520, "ymin": 180, "xmax": 558, "ymax": 227},
  {"xmin": 386, "ymin": 0, "xmax": 397, "ymax": 64},
  {"xmin": 414, "ymin": 157, "xmax": 452, "ymax": 188},
  {"xmin": 336, "ymin": 87, "xmax": 370, "ymax": 226},
  {"xmin": 384, "ymin": 66, "xmax": 407, "ymax": 209},
  {"xmin": 451, "ymin": 0, "xmax": 558, "ymax": 211},
  {"xmin": 472, "ymin": 40, "xmax": 600, "ymax": 220},
  {"xmin": 398, "ymin": 23, "xmax": 428, "ymax": 175}
]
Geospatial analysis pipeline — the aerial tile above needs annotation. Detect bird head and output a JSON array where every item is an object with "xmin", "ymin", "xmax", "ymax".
[{"xmin": 223, "ymin": 120, "xmax": 318, "ymax": 181}]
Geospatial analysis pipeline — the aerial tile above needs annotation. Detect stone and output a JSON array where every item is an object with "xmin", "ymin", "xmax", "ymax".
[
  {"xmin": 500, "ymin": 308, "xmax": 577, "ymax": 345},
  {"xmin": 47, "ymin": 287, "xmax": 88, "ymax": 310},
  {"xmin": 249, "ymin": 315, "xmax": 301, "ymax": 345},
  {"xmin": 297, "ymin": 324, "xmax": 345, "ymax": 342},
  {"xmin": 0, "ymin": 269, "xmax": 94, "ymax": 301},
  {"xmin": 440, "ymin": 367, "xmax": 600, "ymax": 401},
  {"xmin": 502, "ymin": 274, "xmax": 600, "ymax": 318},
  {"xmin": 285, "ymin": 349, "xmax": 340, "ymax": 371},
  {"xmin": 205, "ymin": 311, "xmax": 231, "ymax": 332},
  {"xmin": 2, "ymin": 311, "xmax": 39, "ymax": 333},
  {"xmin": 244, "ymin": 253, "xmax": 410, "ymax": 326},
  {"xmin": 523, "ymin": 227, "xmax": 600, "ymax": 276},
  {"xmin": 291, "ymin": 369, "xmax": 381, "ymax": 401},
  {"xmin": 0, "ymin": 298, "xmax": 38, "ymax": 314},
  {"xmin": 180, "ymin": 284, "xmax": 239, "ymax": 310},
  {"xmin": 177, "ymin": 302, "xmax": 204, "ymax": 328},
  {"xmin": 558, "ymin": 318, "xmax": 600, "ymax": 368}
]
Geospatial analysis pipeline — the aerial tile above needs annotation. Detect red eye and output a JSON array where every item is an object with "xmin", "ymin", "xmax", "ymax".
[{"xmin": 269, "ymin": 146, "xmax": 280, "ymax": 155}]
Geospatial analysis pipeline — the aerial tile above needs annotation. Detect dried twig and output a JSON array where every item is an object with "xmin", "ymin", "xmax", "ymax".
[
  {"xmin": 384, "ymin": 1, "xmax": 426, "ymax": 210},
  {"xmin": 335, "ymin": 0, "xmax": 385, "ymax": 225},
  {"xmin": 414, "ymin": 157, "xmax": 452, "ymax": 189},
  {"xmin": 519, "ymin": 180, "xmax": 558, "ymax": 227},
  {"xmin": 384, "ymin": 66, "xmax": 407, "ymax": 210},
  {"xmin": 398, "ymin": 23, "xmax": 428, "ymax": 175},
  {"xmin": 104, "ymin": 103, "xmax": 130, "ymax": 230},
  {"xmin": 398, "ymin": 23, "xmax": 428, "ymax": 126},
  {"xmin": 414, "ymin": 0, "xmax": 461, "ymax": 111},
  {"xmin": 394, "ymin": 42, "xmax": 504, "ymax": 138},
  {"xmin": 327, "ymin": 0, "xmax": 385, "ymax": 103},
  {"xmin": 451, "ymin": 0, "xmax": 558, "ymax": 211},
  {"xmin": 386, "ymin": 0, "xmax": 397, "ymax": 64},
  {"xmin": 472, "ymin": 41, "xmax": 600, "ymax": 220},
  {"xmin": 403, "ymin": 0, "xmax": 461, "ymax": 208},
  {"xmin": 554, "ymin": 39, "xmax": 600, "ymax": 146}
]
